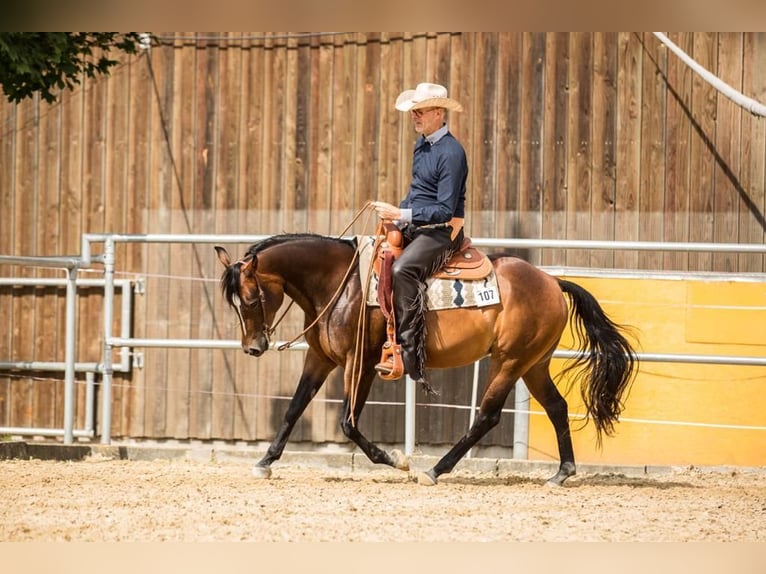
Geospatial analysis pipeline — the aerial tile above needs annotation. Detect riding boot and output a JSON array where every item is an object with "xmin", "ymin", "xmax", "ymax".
[{"xmin": 393, "ymin": 277, "xmax": 426, "ymax": 381}]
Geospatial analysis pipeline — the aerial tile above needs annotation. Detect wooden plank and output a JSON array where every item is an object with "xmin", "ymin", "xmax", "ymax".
[
  {"xmin": 423, "ymin": 31, "xmax": 438, "ymax": 80},
  {"xmin": 56, "ymin": 85, "xmax": 85, "ymax": 432},
  {"xmin": 11, "ymin": 98, "xmax": 39, "ymax": 429},
  {"xmin": 687, "ymin": 32, "xmax": 717, "ymax": 271},
  {"xmin": 104, "ymin": 51, "xmax": 132, "ymax": 437},
  {"xmin": 397, "ymin": 32, "xmax": 427, "ymax": 199},
  {"xmin": 541, "ymin": 32, "xmax": 569, "ymax": 267},
  {"xmin": 473, "ymin": 33, "xmax": 498, "ymax": 241},
  {"xmin": 254, "ymin": 32, "xmax": 284, "ymax": 442},
  {"xmin": 143, "ymin": 42, "xmax": 174, "ymax": 438},
  {"xmin": 352, "ymin": 33, "xmax": 379, "ymax": 224},
  {"xmin": 590, "ymin": 32, "xmax": 618, "ymax": 269},
  {"xmin": 318, "ymin": 38, "xmax": 347, "ymax": 443},
  {"xmin": 739, "ymin": 33, "xmax": 766, "ymax": 272},
  {"xmin": 712, "ymin": 33, "xmax": 743, "ymax": 273},
  {"xmin": 614, "ymin": 32, "xmax": 642, "ymax": 269},
  {"xmin": 227, "ymin": 84, "xmax": 255, "ymax": 443},
  {"xmin": 302, "ymin": 29, "xmax": 331, "ymax": 443},
  {"xmin": 265, "ymin": 32, "xmax": 287, "ymax": 234},
  {"xmin": 329, "ymin": 33, "xmax": 357, "ymax": 231},
  {"xmin": 306, "ymin": 35, "xmax": 335, "ymax": 235},
  {"xmin": 77, "ymin": 68, "xmax": 111, "ymax": 433},
  {"xmin": 124, "ymin": 49, "xmax": 153, "ymax": 437},
  {"xmin": 190, "ymin": 33, "xmax": 219, "ymax": 439},
  {"xmin": 287, "ymin": 32, "xmax": 308, "ymax": 232},
  {"xmin": 210, "ymin": 32, "xmax": 245, "ymax": 441},
  {"xmin": 566, "ymin": 32, "xmax": 593, "ymax": 267},
  {"xmin": 637, "ymin": 32, "xmax": 667, "ymax": 271},
  {"xmin": 662, "ymin": 32, "xmax": 693, "ymax": 271},
  {"xmin": 0, "ymin": 97, "xmax": 16, "ymax": 427},
  {"xmin": 165, "ymin": 33, "xmax": 194, "ymax": 439},
  {"xmin": 519, "ymin": 33, "xmax": 545, "ymax": 246},
  {"xmin": 234, "ymin": 34, "xmax": 266, "ymax": 441},
  {"xmin": 375, "ymin": 32, "xmax": 405, "ymax": 207},
  {"xmin": 230, "ymin": 34, "xmax": 258, "ymax": 442},
  {"xmin": 378, "ymin": 32, "xmax": 406, "ymax": 443},
  {"xmin": 447, "ymin": 32, "xmax": 470, "ymax": 188},
  {"xmin": 273, "ymin": 34, "xmax": 314, "ymax": 442},
  {"xmin": 276, "ymin": 33, "xmax": 315, "ymax": 441},
  {"xmin": 495, "ymin": 33, "xmax": 521, "ymax": 245},
  {"xmin": 433, "ymin": 32, "xmax": 453, "ymax": 84},
  {"xmin": 33, "ymin": 89, "xmax": 63, "ymax": 431}
]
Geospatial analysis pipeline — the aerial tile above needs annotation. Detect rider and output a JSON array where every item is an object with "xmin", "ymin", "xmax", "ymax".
[{"xmin": 372, "ymin": 82, "xmax": 468, "ymax": 384}]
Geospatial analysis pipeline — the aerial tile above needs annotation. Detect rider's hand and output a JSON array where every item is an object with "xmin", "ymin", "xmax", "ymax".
[{"xmin": 372, "ymin": 201, "xmax": 401, "ymax": 221}]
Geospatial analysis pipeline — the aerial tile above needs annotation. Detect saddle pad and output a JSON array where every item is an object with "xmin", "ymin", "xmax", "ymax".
[{"xmin": 356, "ymin": 236, "xmax": 501, "ymax": 311}]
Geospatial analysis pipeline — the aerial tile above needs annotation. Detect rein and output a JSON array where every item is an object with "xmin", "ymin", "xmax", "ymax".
[
  {"xmin": 273, "ymin": 202, "xmax": 376, "ymax": 352},
  {"xmin": 236, "ymin": 202, "xmax": 378, "ymax": 427}
]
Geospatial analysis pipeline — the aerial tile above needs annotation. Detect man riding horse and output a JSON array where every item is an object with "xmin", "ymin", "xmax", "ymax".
[{"xmin": 372, "ymin": 82, "xmax": 468, "ymax": 385}]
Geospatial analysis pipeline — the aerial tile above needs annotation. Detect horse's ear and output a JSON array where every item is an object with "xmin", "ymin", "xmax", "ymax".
[
  {"xmin": 214, "ymin": 246, "xmax": 232, "ymax": 267},
  {"xmin": 240, "ymin": 256, "xmax": 257, "ymax": 277}
]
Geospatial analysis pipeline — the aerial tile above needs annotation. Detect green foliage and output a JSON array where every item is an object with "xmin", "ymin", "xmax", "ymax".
[{"xmin": 0, "ymin": 32, "xmax": 145, "ymax": 103}]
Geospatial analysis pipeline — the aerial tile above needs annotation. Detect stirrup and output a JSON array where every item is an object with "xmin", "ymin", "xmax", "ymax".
[{"xmin": 375, "ymin": 342, "xmax": 404, "ymax": 380}]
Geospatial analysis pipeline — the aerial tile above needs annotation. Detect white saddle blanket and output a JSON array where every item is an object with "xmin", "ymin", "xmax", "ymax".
[{"xmin": 356, "ymin": 236, "xmax": 501, "ymax": 310}]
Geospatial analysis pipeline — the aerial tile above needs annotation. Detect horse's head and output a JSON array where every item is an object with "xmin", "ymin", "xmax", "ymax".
[{"xmin": 215, "ymin": 245, "xmax": 284, "ymax": 357}]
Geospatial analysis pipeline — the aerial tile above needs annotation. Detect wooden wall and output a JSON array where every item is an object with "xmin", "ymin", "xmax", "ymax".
[{"xmin": 1, "ymin": 32, "xmax": 764, "ymax": 449}]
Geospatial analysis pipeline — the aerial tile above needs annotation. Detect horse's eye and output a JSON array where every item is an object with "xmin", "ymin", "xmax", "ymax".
[{"xmin": 240, "ymin": 295, "xmax": 260, "ymax": 308}]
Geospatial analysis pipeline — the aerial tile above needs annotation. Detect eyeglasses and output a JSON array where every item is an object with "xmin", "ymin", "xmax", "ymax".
[{"xmin": 411, "ymin": 107, "xmax": 438, "ymax": 118}]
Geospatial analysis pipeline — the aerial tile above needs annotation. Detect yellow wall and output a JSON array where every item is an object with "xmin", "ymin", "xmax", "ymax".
[{"xmin": 529, "ymin": 275, "xmax": 766, "ymax": 467}]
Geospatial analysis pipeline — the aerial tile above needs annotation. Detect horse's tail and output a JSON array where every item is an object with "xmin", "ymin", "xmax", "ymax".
[{"xmin": 557, "ymin": 278, "xmax": 638, "ymax": 446}]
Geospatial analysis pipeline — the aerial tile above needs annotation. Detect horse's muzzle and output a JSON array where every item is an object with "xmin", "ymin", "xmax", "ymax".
[{"xmin": 244, "ymin": 345, "xmax": 265, "ymax": 357}]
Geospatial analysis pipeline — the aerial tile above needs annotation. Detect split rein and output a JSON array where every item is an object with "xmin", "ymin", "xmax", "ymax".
[
  {"xmin": 236, "ymin": 201, "xmax": 382, "ymax": 426},
  {"xmin": 265, "ymin": 201, "xmax": 378, "ymax": 352}
]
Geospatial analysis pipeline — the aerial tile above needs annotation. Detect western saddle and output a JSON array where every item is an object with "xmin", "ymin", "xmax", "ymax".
[{"xmin": 372, "ymin": 221, "xmax": 492, "ymax": 380}]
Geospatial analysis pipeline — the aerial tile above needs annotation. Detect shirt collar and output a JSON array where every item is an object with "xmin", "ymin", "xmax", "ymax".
[{"xmin": 424, "ymin": 123, "xmax": 449, "ymax": 145}]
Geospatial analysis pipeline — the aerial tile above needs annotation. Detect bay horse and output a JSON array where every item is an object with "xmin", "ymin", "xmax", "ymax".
[{"xmin": 215, "ymin": 232, "xmax": 637, "ymax": 486}]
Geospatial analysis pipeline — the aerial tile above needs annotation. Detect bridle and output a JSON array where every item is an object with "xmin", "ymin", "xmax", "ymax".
[
  {"xmin": 230, "ymin": 202, "xmax": 376, "ymax": 356},
  {"xmin": 232, "ymin": 257, "xmax": 286, "ymax": 348},
  {"xmin": 225, "ymin": 202, "xmax": 379, "ymax": 425}
]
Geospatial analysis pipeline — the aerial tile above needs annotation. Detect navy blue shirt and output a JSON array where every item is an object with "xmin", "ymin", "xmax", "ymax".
[{"xmin": 399, "ymin": 125, "xmax": 467, "ymax": 226}]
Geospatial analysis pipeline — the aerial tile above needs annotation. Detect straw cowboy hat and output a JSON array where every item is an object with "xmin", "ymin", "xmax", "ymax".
[{"xmin": 395, "ymin": 82, "xmax": 463, "ymax": 112}]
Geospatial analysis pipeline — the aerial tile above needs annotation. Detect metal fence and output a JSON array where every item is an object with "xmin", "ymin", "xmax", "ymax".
[{"xmin": 2, "ymin": 234, "xmax": 766, "ymax": 454}]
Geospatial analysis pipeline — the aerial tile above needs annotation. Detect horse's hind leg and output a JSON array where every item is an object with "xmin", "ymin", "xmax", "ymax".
[
  {"xmin": 418, "ymin": 406, "xmax": 505, "ymax": 486},
  {"xmin": 253, "ymin": 349, "xmax": 335, "ymax": 478},
  {"xmin": 523, "ymin": 361, "xmax": 576, "ymax": 486},
  {"xmin": 418, "ymin": 360, "xmax": 519, "ymax": 485}
]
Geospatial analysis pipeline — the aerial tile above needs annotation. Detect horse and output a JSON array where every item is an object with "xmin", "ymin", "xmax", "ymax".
[{"xmin": 215, "ymin": 232, "xmax": 638, "ymax": 486}]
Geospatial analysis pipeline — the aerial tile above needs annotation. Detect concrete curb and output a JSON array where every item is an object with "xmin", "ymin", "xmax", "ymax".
[{"xmin": 0, "ymin": 441, "xmax": 677, "ymax": 479}]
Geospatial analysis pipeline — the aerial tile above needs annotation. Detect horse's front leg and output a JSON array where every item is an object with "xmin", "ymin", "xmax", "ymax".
[
  {"xmin": 338, "ymin": 370, "xmax": 409, "ymax": 471},
  {"xmin": 253, "ymin": 349, "xmax": 335, "ymax": 478}
]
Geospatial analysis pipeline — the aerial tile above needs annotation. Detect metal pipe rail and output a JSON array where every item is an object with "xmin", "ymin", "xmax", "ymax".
[
  {"xmin": 0, "ymin": 255, "xmax": 82, "ymax": 443},
  {"xmin": 81, "ymin": 233, "xmax": 766, "ymax": 457},
  {"xmin": 0, "ymin": 277, "xmax": 134, "ymax": 374},
  {"xmin": 4, "ymin": 234, "xmax": 765, "ymax": 451}
]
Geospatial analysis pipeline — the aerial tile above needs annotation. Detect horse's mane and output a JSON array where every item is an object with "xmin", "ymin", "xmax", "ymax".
[
  {"xmin": 220, "ymin": 233, "xmax": 355, "ymax": 307},
  {"xmin": 244, "ymin": 232, "xmax": 354, "ymax": 258}
]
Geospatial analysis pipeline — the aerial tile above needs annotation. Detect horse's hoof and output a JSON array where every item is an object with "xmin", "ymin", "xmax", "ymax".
[
  {"xmin": 390, "ymin": 449, "xmax": 410, "ymax": 471},
  {"xmin": 252, "ymin": 465, "xmax": 272, "ymax": 479},
  {"xmin": 416, "ymin": 470, "xmax": 437, "ymax": 486},
  {"xmin": 545, "ymin": 463, "xmax": 575, "ymax": 487}
]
